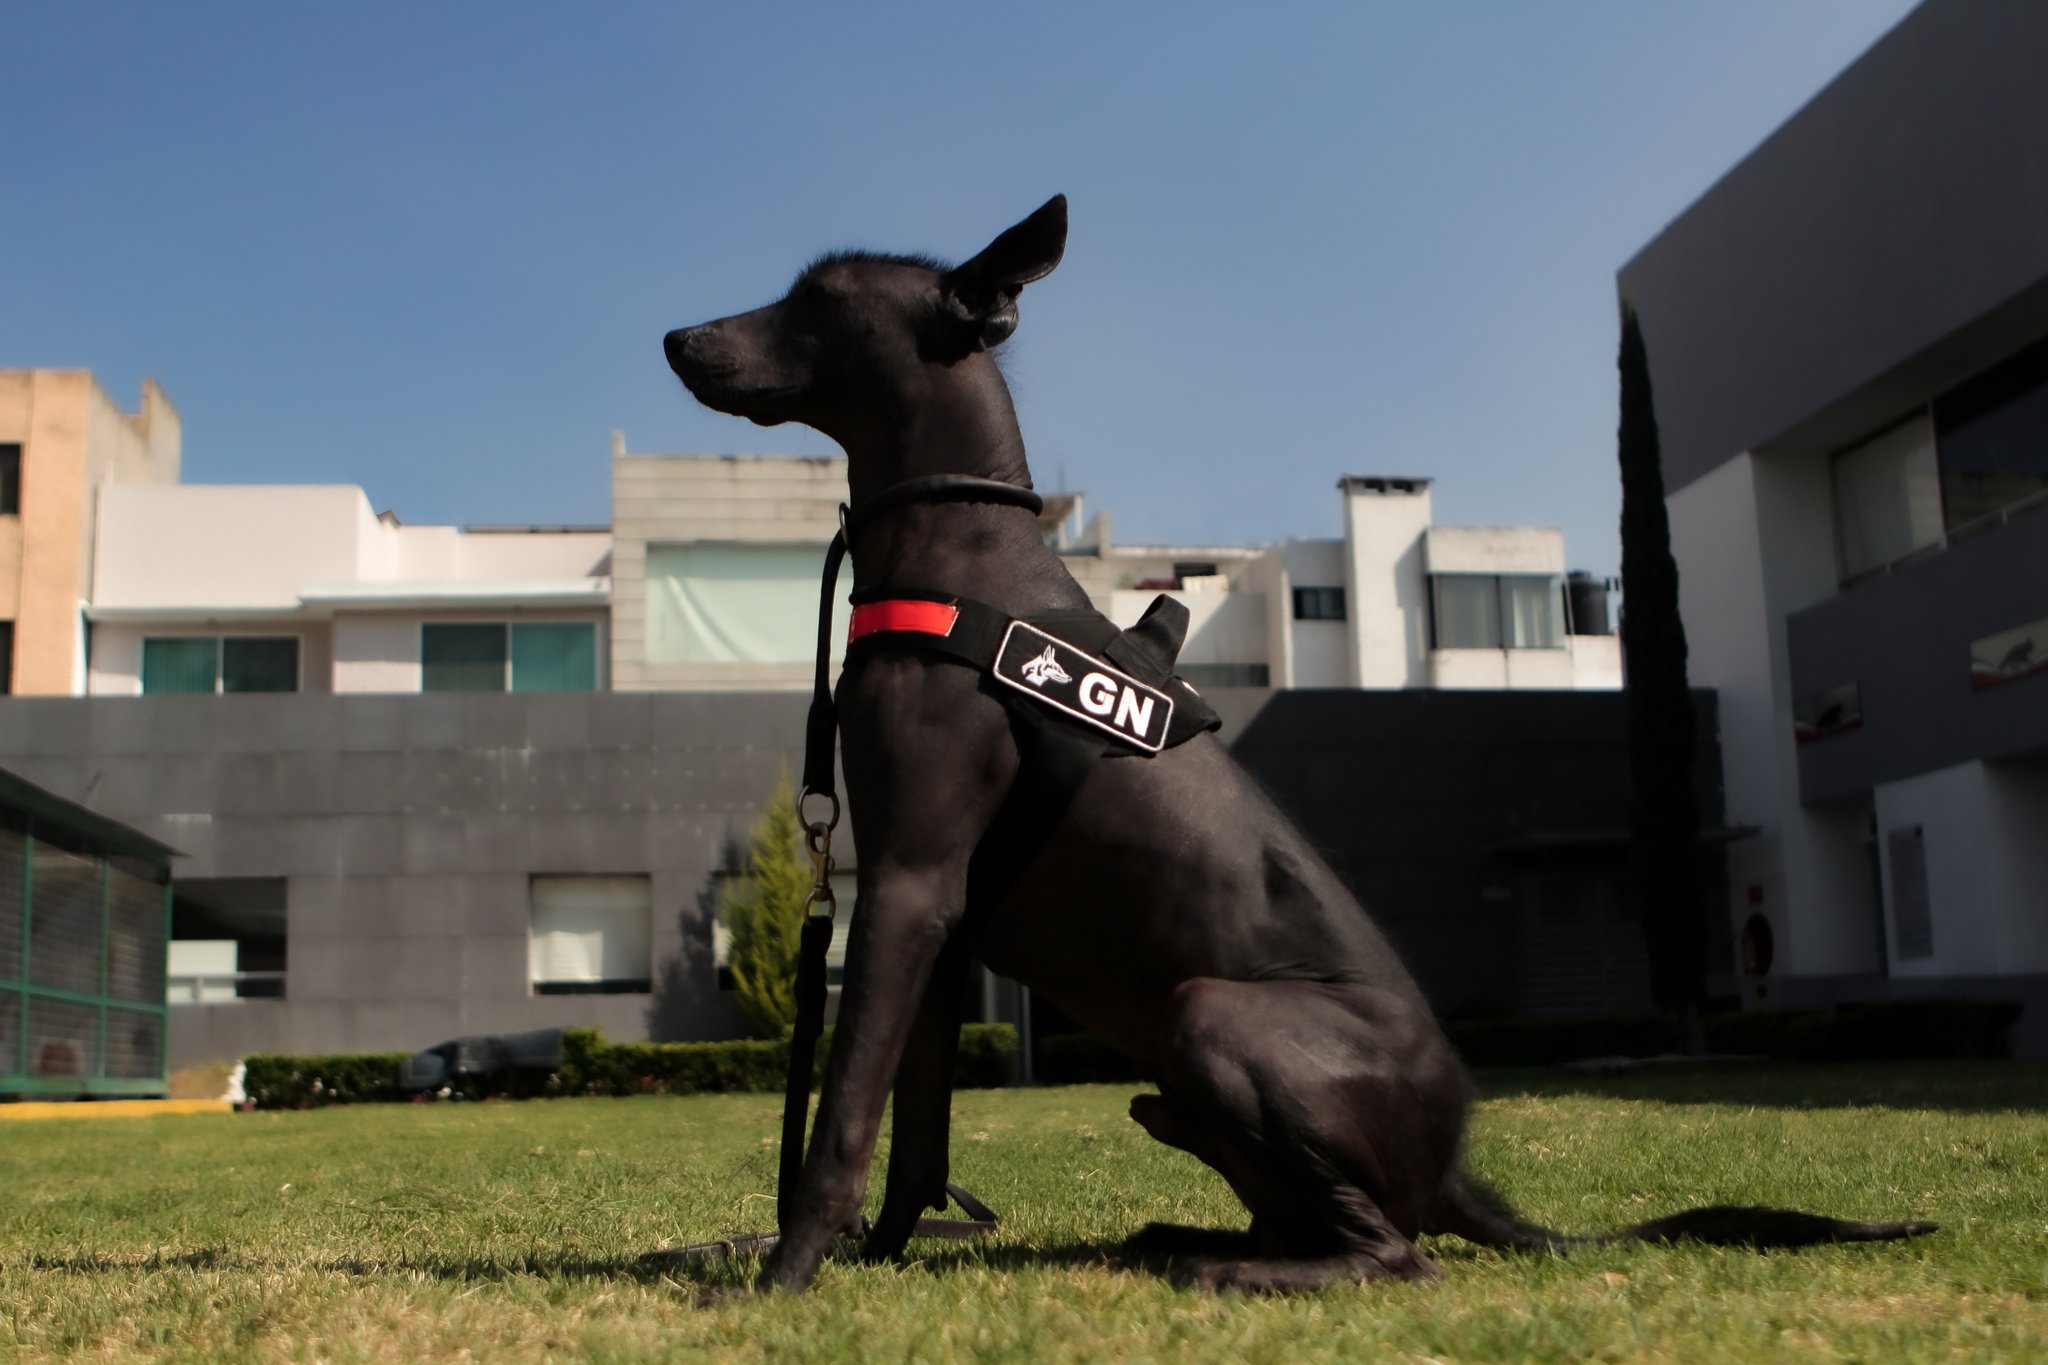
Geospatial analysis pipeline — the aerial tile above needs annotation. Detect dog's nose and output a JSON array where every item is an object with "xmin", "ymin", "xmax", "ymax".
[{"xmin": 663, "ymin": 328, "xmax": 694, "ymax": 371}]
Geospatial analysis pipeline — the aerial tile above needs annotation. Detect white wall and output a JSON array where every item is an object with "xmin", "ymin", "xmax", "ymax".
[
  {"xmin": 1342, "ymin": 484, "xmax": 1433, "ymax": 688},
  {"xmin": 332, "ymin": 617, "xmax": 424, "ymax": 694},
  {"xmin": 1669, "ymin": 449, "xmax": 1883, "ymax": 979},
  {"xmin": 1568, "ymin": 634, "xmax": 1624, "ymax": 688},
  {"xmin": 1876, "ymin": 758, "xmax": 2048, "ymax": 977},
  {"xmin": 1108, "ymin": 588, "xmax": 1268, "ymax": 669},
  {"xmin": 330, "ymin": 610, "xmax": 609, "ymax": 694},
  {"xmin": 97, "ymin": 485, "xmax": 372, "ymax": 610},
  {"xmin": 1423, "ymin": 525, "xmax": 1565, "ymax": 575}
]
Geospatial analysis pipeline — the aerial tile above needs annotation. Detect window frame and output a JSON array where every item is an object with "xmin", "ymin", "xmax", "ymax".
[
  {"xmin": 1429, "ymin": 574, "xmax": 1567, "ymax": 651},
  {"xmin": 420, "ymin": 620, "xmax": 600, "ymax": 693},
  {"xmin": 528, "ymin": 873, "xmax": 653, "ymax": 995},
  {"xmin": 1291, "ymin": 586, "xmax": 1347, "ymax": 622},
  {"xmin": 140, "ymin": 633, "xmax": 300, "ymax": 695},
  {"xmin": 0, "ymin": 443, "xmax": 20, "ymax": 515}
]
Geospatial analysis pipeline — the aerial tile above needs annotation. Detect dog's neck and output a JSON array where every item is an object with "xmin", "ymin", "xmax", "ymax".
[{"xmin": 841, "ymin": 362, "xmax": 1089, "ymax": 612}]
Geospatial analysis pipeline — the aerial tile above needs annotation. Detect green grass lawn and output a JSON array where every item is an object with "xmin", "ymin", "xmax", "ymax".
[{"xmin": 5, "ymin": 1064, "xmax": 2048, "ymax": 1363}]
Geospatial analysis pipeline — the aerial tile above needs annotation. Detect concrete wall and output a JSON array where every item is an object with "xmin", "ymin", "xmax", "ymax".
[
  {"xmin": 1277, "ymin": 540, "xmax": 1350, "ymax": 687},
  {"xmin": 96, "ymin": 485, "xmax": 611, "ymax": 612},
  {"xmin": 0, "ymin": 692, "xmax": 812, "ymax": 1066},
  {"xmin": 611, "ymin": 453, "xmax": 846, "ymax": 691},
  {"xmin": 1227, "ymin": 688, "xmax": 1729, "ymax": 1020},
  {"xmin": 0, "ymin": 372, "xmax": 181, "ymax": 695},
  {"xmin": 1341, "ymin": 480, "xmax": 1433, "ymax": 687},
  {"xmin": 1107, "ymin": 588, "xmax": 1267, "ymax": 672},
  {"xmin": 1791, "ymin": 500, "xmax": 2048, "ymax": 802},
  {"xmin": 97, "ymin": 486, "xmax": 369, "ymax": 611}
]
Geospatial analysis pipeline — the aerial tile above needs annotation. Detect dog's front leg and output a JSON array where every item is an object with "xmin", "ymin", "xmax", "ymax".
[
  {"xmin": 757, "ymin": 860, "xmax": 968, "ymax": 1292},
  {"xmin": 864, "ymin": 936, "xmax": 969, "ymax": 1261}
]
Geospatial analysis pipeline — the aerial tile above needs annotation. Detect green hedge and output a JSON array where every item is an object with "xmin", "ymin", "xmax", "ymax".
[{"xmin": 244, "ymin": 1023, "xmax": 1017, "ymax": 1110}]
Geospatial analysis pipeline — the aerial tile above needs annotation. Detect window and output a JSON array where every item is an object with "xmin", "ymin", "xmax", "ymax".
[
  {"xmin": 1833, "ymin": 414, "xmax": 1943, "ymax": 579},
  {"xmin": 0, "ymin": 621, "xmax": 13, "ymax": 695},
  {"xmin": 1178, "ymin": 663, "xmax": 1270, "ymax": 687},
  {"xmin": 645, "ymin": 544, "xmax": 846, "ymax": 665},
  {"xmin": 530, "ymin": 875, "xmax": 651, "ymax": 994},
  {"xmin": 0, "ymin": 444, "xmax": 18, "ymax": 514},
  {"xmin": 1935, "ymin": 335, "xmax": 2048, "ymax": 532},
  {"xmin": 1292, "ymin": 586, "xmax": 1346, "ymax": 621},
  {"xmin": 1887, "ymin": 826, "xmax": 1932, "ymax": 961},
  {"xmin": 168, "ymin": 877, "xmax": 286, "ymax": 1002},
  {"xmin": 1173, "ymin": 561, "xmax": 1221, "ymax": 586},
  {"xmin": 421, "ymin": 622, "xmax": 597, "ymax": 692},
  {"xmin": 1431, "ymin": 575, "xmax": 1565, "ymax": 650},
  {"xmin": 141, "ymin": 636, "xmax": 299, "ymax": 694}
]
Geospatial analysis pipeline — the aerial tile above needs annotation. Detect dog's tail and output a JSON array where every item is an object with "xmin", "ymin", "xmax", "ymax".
[{"xmin": 1426, "ymin": 1169, "xmax": 1938, "ymax": 1253}]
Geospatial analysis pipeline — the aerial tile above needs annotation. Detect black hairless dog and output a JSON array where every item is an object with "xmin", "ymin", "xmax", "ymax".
[{"xmin": 663, "ymin": 196, "xmax": 1935, "ymax": 1293}]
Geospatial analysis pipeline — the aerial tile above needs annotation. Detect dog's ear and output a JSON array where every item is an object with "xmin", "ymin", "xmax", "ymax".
[{"xmin": 940, "ymin": 195, "xmax": 1067, "ymax": 349}]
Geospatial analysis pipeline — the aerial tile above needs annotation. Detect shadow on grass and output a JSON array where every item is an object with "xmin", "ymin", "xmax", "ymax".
[
  {"xmin": 1474, "ymin": 1059, "xmax": 2048, "ymax": 1115},
  {"xmin": 16, "ymin": 1234, "xmax": 1231, "ymax": 1291}
]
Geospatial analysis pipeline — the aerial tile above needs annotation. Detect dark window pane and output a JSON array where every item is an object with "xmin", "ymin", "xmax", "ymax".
[
  {"xmin": 141, "ymin": 638, "xmax": 218, "ymax": 694},
  {"xmin": 1935, "ymin": 336, "xmax": 2048, "ymax": 530},
  {"xmin": 1501, "ymin": 576, "xmax": 1565, "ymax": 649},
  {"xmin": 221, "ymin": 637, "xmax": 298, "ymax": 693},
  {"xmin": 422, "ymin": 624, "xmax": 507, "ymax": 692},
  {"xmin": 0, "ymin": 444, "xmax": 19, "ymax": 515},
  {"xmin": 510, "ymin": 622, "xmax": 597, "ymax": 692},
  {"xmin": 0, "ymin": 620, "xmax": 13, "ymax": 695},
  {"xmin": 1433, "ymin": 576, "xmax": 1500, "ymax": 648},
  {"xmin": 1292, "ymin": 587, "xmax": 1346, "ymax": 621}
]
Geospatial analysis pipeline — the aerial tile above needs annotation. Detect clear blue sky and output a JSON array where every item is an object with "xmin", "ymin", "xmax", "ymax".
[{"xmin": 4, "ymin": 1, "xmax": 1919, "ymax": 578}]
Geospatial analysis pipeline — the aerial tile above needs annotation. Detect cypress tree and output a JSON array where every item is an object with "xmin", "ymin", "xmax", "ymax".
[
  {"xmin": 721, "ymin": 772, "xmax": 814, "ymax": 1039},
  {"xmin": 1616, "ymin": 303, "xmax": 1706, "ymax": 1047}
]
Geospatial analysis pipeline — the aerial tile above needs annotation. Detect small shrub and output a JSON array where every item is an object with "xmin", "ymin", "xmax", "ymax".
[
  {"xmin": 243, "ymin": 1023, "xmax": 1019, "ymax": 1109},
  {"xmin": 722, "ymin": 774, "xmax": 812, "ymax": 1039}
]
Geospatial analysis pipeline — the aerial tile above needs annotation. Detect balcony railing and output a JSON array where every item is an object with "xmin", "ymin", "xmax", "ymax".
[{"xmin": 167, "ymin": 971, "xmax": 286, "ymax": 1004}]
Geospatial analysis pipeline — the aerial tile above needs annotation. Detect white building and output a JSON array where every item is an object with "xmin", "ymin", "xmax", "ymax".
[
  {"xmin": 1620, "ymin": 0, "xmax": 2048, "ymax": 1038},
  {"xmin": 612, "ymin": 446, "xmax": 1621, "ymax": 694},
  {"xmin": 87, "ymin": 484, "xmax": 609, "ymax": 695}
]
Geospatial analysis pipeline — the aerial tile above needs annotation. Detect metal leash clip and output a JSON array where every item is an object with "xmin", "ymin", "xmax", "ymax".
[{"xmin": 796, "ymin": 786, "xmax": 840, "ymax": 921}]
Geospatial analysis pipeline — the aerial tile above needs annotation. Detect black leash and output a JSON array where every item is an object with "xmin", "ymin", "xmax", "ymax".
[{"xmin": 664, "ymin": 474, "xmax": 1039, "ymax": 1264}]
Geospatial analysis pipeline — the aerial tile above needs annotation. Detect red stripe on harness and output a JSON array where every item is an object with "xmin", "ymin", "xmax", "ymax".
[{"xmin": 848, "ymin": 599, "xmax": 961, "ymax": 644}]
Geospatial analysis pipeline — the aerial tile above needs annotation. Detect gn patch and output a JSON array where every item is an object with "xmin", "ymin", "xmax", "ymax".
[{"xmin": 993, "ymin": 621, "xmax": 1174, "ymax": 753}]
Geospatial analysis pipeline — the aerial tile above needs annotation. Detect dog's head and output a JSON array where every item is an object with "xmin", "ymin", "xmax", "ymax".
[{"xmin": 663, "ymin": 195, "xmax": 1067, "ymax": 443}]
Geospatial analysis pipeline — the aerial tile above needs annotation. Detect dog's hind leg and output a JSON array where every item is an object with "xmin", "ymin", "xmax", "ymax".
[{"xmin": 1137, "ymin": 977, "xmax": 1463, "ymax": 1291}]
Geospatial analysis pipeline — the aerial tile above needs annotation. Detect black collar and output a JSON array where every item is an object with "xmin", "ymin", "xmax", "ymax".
[{"xmin": 841, "ymin": 474, "xmax": 1044, "ymax": 544}]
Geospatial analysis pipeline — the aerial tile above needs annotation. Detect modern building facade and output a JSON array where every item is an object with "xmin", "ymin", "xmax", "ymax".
[
  {"xmin": 1620, "ymin": 0, "xmax": 2048, "ymax": 1042},
  {"xmin": 85, "ymin": 484, "xmax": 609, "ymax": 696},
  {"xmin": 0, "ymin": 391, "xmax": 1636, "ymax": 1067},
  {"xmin": 0, "ymin": 371, "xmax": 182, "ymax": 696}
]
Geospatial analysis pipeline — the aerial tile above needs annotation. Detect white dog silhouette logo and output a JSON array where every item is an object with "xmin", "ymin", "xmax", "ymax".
[{"xmin": 1020, "ymin": 646, "xmax": 1071, "ymax": 687}]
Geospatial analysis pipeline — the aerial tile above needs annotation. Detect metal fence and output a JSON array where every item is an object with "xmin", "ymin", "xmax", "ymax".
[{"xmin": 0, "ymin": 810, "xmax": 174, "ymax": 1098}]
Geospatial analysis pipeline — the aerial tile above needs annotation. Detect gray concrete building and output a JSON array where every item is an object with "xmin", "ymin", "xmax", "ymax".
[
  {"xmin": 1620, "ymin": 0, "xmax": 2048, "ymax": 1031},
  {"xmin": 0, "ymin": 686, "xmax": 1729, "ymax": 1068}
]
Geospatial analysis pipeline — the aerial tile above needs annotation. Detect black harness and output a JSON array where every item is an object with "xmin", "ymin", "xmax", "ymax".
[{"xmin": 673, "ymin": 474, "xmax": 1218, "ymax": 1260}]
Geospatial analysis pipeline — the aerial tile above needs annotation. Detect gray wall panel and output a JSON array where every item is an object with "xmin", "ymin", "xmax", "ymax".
[
  {"xmin": 1619, "ymin": 0, "xmax": 2048, "ymax": 489},
  {"xmin": 1791, "ymin": 503, "xmax": 2048, "ymax": 802}
]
